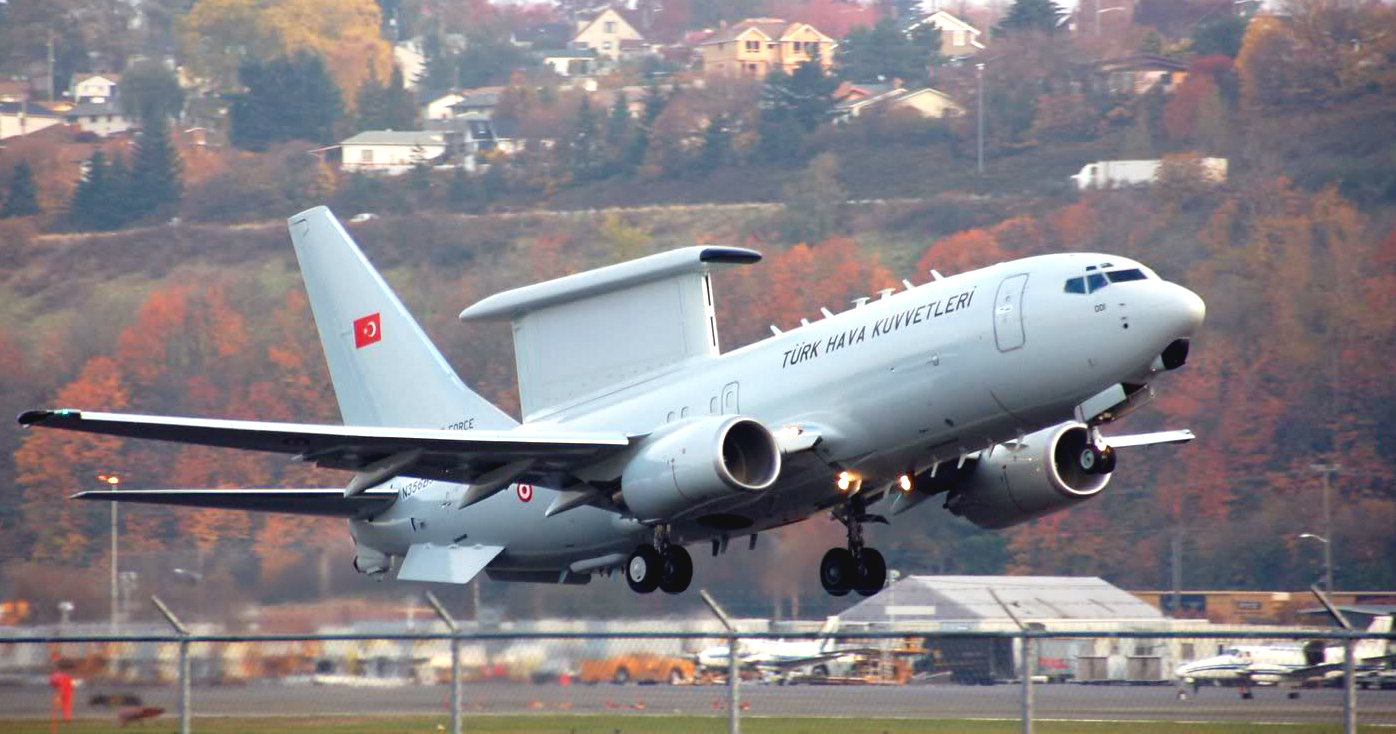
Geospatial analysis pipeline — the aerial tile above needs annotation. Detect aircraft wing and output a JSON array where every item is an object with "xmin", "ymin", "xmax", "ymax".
[
  {"xmin": 19, "ymin": 409, "xmax": 632, "ymax": 485},
  {"xmin": 71, "ymin": 488, "xmax": 398, "ymax": 519},
  {"xmin": 748, "ymin": 648, "xmax": 881, "ymax": 673},
  {"xmin": 1289, "ymin": 653, "xmax": 1396, "ymax": 678}
]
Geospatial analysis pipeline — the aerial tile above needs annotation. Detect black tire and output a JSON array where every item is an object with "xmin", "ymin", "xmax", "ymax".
[
  {"xmin": 820, "ymin": 548, "xmax": 854, "ymax": 596},
  {"xmin": 854, "ymin": 547, "xmax": 887, "ymax": 596},
  {"xmin": 614, "ymin": 667, "xmax": 631, "ymax": 684},
  {"xmin": 626, "ymin": 545, "xmax": 661, "ymax": 594},
  {"xmin": 1099, "ymin": 447, "xmax": 1117, "ymax": 474},
  {"xmin": 668, "ymin": 668, "xmax": 685, "ymax": 685},
  {"xmin": 659, "ymin": 545, "xmax": 693, "ymax": 594}
]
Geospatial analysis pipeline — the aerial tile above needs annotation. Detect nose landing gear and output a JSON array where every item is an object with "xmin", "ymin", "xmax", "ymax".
[
  {"xmin": 820, "ymin": 494, "xmax": 888, "ymax": 597},
  {"xmin": 626, "ymin": 529, "xmax": 693, "ymax": 595}
]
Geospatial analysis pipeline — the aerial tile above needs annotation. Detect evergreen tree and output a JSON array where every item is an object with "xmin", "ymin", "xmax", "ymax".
[
  {"xmin": 68, "ymin": 151, "xmax": 129, "ymax": 231},
  {"xmin": 0, "ymin": 162, "xmax": 39, "ymax": 218},
  {"xmin": 995, "ymin": 0, "xmax": 1066, "ymax": 37},
  {"xmin": 128, "ymin": 113, "xmax": 184, "ymax": 221},
  {"xmin": 756, "ymin": 61, "xmax": 836, "ymax": 164},
  {"xmin": 569, "ymin": 97, "xmax": 599, "ymax": 180},
  {"xmin": 229, "ymin": 53, "xmax": 344, "ymax": 151},
  {"xmin": 103, "ymin": 154, "xmax": 133, "ymax": 230},
  {"xmin": 839, "ymin": 19, "xmax": 943, "ymax": 84},
  {"xmin": 119, "ymin": 60, "xmax": 185, "ymax": 123},
  {"xmin": 356, "ymin": 64, "xmax": 418, "ymax": 131},
  {"xmin": 696, "ymin": 114, "xmax": 732, "ymax": 174}
]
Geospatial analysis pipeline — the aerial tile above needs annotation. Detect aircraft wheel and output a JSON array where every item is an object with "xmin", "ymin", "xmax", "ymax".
[
  {"xmin": 1077, "ymin": 445, "xmax": 1105, "ymax": 474},
  {"xmin": 820, "ymin": 548, "xmax": 854, "ymax": 596},
  {"xmin": 854, "ymin": 547, "xmax": 887, "ymax": 596},
  {"xmin": 659, "ymin": 545, "xmax": 693, "ymax": 595},
  {"xmin": 626, "ymin": 545, "xmax": 661, "ymax": 594},
  {"xmin": 1099, "ymin": 447, "xmax": 1117, "ymax": 474}
]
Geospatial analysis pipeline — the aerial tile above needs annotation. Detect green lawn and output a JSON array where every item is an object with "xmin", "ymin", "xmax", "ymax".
[{"xmin": 0, "ymin": 715, "xmax": 1377, "ymax": 734}]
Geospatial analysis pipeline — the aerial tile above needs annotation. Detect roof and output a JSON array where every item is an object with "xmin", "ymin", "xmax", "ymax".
[
  {"xmin": 451, "ymin": 89, "xmax": 504, "ymax": 109},
  {"xmin": 904, "ymin": 10, "xmax": 982, "ymax": 35},
  {"xmin": 701, "ymin": 18, "xmax": 828, "ymax": 46},
  {"xmin": 65, "ymin": 101, "xmax": 125, "ymax": 117},
  {"xmin": 837, "ymin": 575, "xmax": 1166, "ymax": 625},
  {"xmin": 0, "ymin": 100, "xmax": 59, "ymax": 117},
  {"xmin": 539, "ymin": 48, "xmax": 599, "ymax": 59},
  {"xmin": 340, "ymin": 131, "xmax": 452, "ymax": 147},
  {"xmin": 71, "ymin": 72, "xmax": 121, "ymax": 86},
  {"xmin": 1094, "ymin": 55, "xmax": 1189, "ymax": 73}
]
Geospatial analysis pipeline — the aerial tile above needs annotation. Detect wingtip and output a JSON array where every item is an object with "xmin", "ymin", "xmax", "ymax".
[{"xmin": 18, "ymin": 409, "xmax": 55, "ymax": 426}]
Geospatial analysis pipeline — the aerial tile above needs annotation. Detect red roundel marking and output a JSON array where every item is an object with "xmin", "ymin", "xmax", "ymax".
[{"xmin": 516, "ymin": 483, "xmax": 533, "ymax": 503}]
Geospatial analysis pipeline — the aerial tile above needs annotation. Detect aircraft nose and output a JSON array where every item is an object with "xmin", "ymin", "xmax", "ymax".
[{"xmin": 1164, "ymin": 283, "xmax": 1206, "ymax": 336}]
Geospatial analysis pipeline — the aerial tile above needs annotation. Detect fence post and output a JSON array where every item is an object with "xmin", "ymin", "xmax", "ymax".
[
  {"xmin": 700, "ymin": 589, "xmax": 740, "ymax": 734},
  {"xmin": 1343, "ymin": 636, "xmax": 1356, "ymax": 734},
  {"xmin": 424, "ymin": 591, "xmax": 461, "ymax": 734},
  {"xmin": 988, "ymin": 589, "xmax": 1032, "ymax": 734},
  {"xmin": 150, "ymin": 597, "xmax": 190, "ymax": 734}
]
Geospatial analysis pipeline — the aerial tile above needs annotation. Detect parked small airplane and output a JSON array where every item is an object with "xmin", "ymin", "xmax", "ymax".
[
  {"xmin": 19, "ymin": 207, "xmax": 1205, "ymax": 596},
  {"xmin": 694, "ymin": 618, "xmax": 874, "ymax": 678},
  {"xmin": 1175, "ymin": 615, "xmax": 1395, "ymax": 698}
]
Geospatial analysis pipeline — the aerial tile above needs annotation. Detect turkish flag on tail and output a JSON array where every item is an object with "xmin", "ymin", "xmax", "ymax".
[{"xmin": 353, "ymin": 313, "xmax": 382, "ymax": 349}]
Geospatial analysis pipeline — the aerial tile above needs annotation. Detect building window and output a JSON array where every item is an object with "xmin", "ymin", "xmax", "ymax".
[
  {"xmin": 360, "ymin": 149, "xmax": 374, "ymax": 163},
  {"xmin": 603, "ymin": 41, "xmax": 613, "ymax": 50},
  {"xmin": 745, "ymin": 40, "xmax": 760, "ymax": 52},
  {"xmin": 953, "ymin": 30, "xmax": 966, "ymax": 46},
  {"xmin": 604, "ymin": 21, "xmax": 615, "ymax": 33},
  {"xmin": 746, "ymin": 63, "xmax": 758, "ymax": 73}
]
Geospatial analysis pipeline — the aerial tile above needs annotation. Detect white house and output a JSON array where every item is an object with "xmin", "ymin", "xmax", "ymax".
[
  {"xmin": 70, "ymin": 73, "xmax": 121, "ymax": 103},
  {"xmin": 905, "ymin": 10, "xmax": 985, "ymax": 59},
  {"xmin": 65, "ymin": 101, "xmax": 134, "ymax": 137},
  {"xmin": 425, "ymin": 92, "xmax": 465, "ymax": 121},
  {"xmin": 0, "ymin": 101, "xmax": 63, "ymax": 140},
  {"xmin": 339, "ymin": 130, "xmax": 455, "ymax": 175},
  {"xmin": 571, "ymin": 7, "xmax": 644, "ymax": 61},
  {"xmin": 542, "ymin": 49, "xmax": 598, "ymax": 77}
]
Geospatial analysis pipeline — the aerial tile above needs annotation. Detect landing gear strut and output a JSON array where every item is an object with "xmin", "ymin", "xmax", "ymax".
[
  {"xmin": 626, "ymin": 528, "xmax": 692, "ymax": 595},
  {"xmin": 820, "ymin": 493, "xmax": 887, "ymax": 597}
]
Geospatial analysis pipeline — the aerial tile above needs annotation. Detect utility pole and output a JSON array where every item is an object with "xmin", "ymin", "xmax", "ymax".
[
  {"xmin": 976, "ymin": 63, "xmax": 985, "ymax": 175},
  {"xmin": 48, "ymin": 30, "xmax": 56, "ymax": 102},
  {"xmin": 101, "ymin": 475, "xmax": 120, "ymax": 634},
  {"xmin": 1309, "ymin": 463, "xmax": 1340, "ymax": 594}
]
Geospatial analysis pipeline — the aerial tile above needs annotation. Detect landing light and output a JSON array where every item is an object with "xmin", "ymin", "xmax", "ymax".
[
  {"xmin": 775, "ymin": 424, "xmax": 803, "ymax": 440},
  {"xmin": 836, "ymin": 471, "xmax": 854, "ymax": 491},
  {"xmin": 898, "ymin": 475, "xmax": 913, "ymax": 492}
]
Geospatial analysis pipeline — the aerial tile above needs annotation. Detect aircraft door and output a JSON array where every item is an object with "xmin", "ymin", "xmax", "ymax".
[
  {"xmin": 722, "ymin": 382, "xmax": 740, "ymax": 414},
  {"xmin": 993, "ymin": 274, "xmax": 1028, "ymax": 352}
]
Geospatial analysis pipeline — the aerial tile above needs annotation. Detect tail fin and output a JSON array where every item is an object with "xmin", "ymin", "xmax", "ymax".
[
  {"xmin": 286, "ymin": 207, "xmax": 517, "ymax": 430},
  {"xmin": 1359, "ymin": 615, "xmax": 1393, "ymax": 659}
]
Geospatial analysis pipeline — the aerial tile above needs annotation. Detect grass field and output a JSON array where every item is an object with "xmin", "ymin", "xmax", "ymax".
[{"xmin": 0, "ymin": 715, "xmax": 1379, "ymax": 734}]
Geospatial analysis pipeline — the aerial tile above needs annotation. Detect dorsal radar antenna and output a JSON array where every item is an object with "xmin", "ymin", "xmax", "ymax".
[
  {"xmin": 819, "ymin": 307, "xmax": 834, "ymax": 318},
  {"xmin": 902, "ymin": 279, "xmax": 914, "ymax": 290},
  {"xmin": 769, "ymin": 325, "xmax": 783, "ymax": 335},
  {"xmin": 851, "ymin": 296, "xmax": 870, "ymax": 308},
  {"xmin": 930, "ymin": 270, "xmax": 945, "ymax": 281},
  {"xmin": 800, "ymin": 318, "xmax": 810, "ymax": 326},
  {"xmin": 877, "ymin": 288, "xmax": 895, "ymax": 300}
]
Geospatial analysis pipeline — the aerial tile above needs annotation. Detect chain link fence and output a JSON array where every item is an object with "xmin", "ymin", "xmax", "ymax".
[{"xmin": 2, "ymin": 620, "xmax": 1393, "ymax": 733}]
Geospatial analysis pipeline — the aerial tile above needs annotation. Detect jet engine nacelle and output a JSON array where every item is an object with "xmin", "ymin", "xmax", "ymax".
[
  {"xmin": 621, "ymin": 415, "xmax": 781, "ymax": 522},
  {"xmin": 352, "ymin": 544, "xmax": 390, "ymax": 577},
  {"xmin": 947, "ymin": 422, "xmax": 1110, "ymax": 529}
]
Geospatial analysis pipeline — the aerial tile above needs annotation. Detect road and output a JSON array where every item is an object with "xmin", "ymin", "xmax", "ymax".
[{"xmin": 1, "ymin": 680, "xmax": 1391, "ymax": 725}]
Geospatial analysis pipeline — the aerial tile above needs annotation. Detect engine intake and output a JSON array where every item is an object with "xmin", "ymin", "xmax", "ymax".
[
  {"xmin": 621, "ymin": 416, "xmax": 781, "ymax": 522},
  {"xmin": 947, "ymin": 422, "xmax": 1110, "ymax": 529}
]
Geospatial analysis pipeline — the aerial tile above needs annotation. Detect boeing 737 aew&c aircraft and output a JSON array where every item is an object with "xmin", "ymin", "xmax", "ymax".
[{"xmin": 19, "ymin": 207, "xmax": 1206, "ymax": 597}]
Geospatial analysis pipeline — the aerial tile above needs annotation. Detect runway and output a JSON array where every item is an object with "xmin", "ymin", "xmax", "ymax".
[{"xmin": 1, "ymin": 680, "xmax": 1392, "ymax": 725}]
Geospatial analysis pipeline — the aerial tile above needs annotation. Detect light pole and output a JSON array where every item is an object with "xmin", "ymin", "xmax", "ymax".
[
  {"xmin": 976, "ymin": 62, "xmax": 985, "ymax": 176},
  {"xmin": 1299, "ymin": 533, "xmax": 1333, "ymax": 596},
  {"xmin": 1309, "ymin": 463, "xmax": 1341, "ymax": 594},
  {"xmin": 100, "ymin": 474, "xmax": 120, "ymax": 633}
]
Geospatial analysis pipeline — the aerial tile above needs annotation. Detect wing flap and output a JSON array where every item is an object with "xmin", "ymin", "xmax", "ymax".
[
  {"xmin": 1103, "ymin": 429, "xmax": 1195, "ymax": 448},
  {"xmin": 21, "ymin": 409, "xmax": 631, "ymax": 483},
  {"xmin": 72, "ymin": 489, "xmax": 397, "ymax": 519},
  {"xmin": 397, "ymin": 543, "xmax": 504, "ymax": 584}
]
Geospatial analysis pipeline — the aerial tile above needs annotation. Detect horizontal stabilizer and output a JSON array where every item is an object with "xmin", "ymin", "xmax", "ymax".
[
  {"xmin": 20, "ymin": 409, "xmax": 631, "ymax": 484},
  {"xmin": 397, "ymin": 543, "xmax": 504, "ymax": 584},
  {"xmin": 1104, "ymin": 429, "xmax": 1194, "ymax": 448},
  {"xmin": 72, "ymin": 489, "xmax": 397, "ymax": 519}
]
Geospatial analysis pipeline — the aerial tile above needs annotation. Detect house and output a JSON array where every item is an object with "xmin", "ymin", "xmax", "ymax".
[
  {"xmin": 571, "ymin": 7, "xmax": 644, "ymax": 61},
  {"xmin": 424, "ymin": 87, "xmax": 505, "ymax": 121},
  {"xmin": 70, "ymin": 73, "xmax": 121, "ymax": 103},
  {"xmin": 540, "ymin": 49, "xmax": 598, "ymax": 77},
  {"xmin": 904, "ymin": 10, "xmax": 985, "ymax": 59},
  {"xmin": 1093, "ymin": 56, "xmax": 1189, "ymax": 95},
  {"xmin": 64, "ymin": 101, "xmax": 134, "ymax": 137},
  {"xmin": 697, "ymin": 18, "xmax": 837, "ymax": 78},
  {"xmin": 833, "ymin": 81, "xmax": 963, "ymax": 122},
  {"xmin": 0, "ymin": 100, "xmax": 63, "ymax": 140},
  {"xmin": 339, "ymin": 131, "xmax": 459, "ymax": 175},
  {"xmin": 425, "ymin": 92, "xmax": 465, "ymax": 121},
  {"xmin": 0, "ymin": 80, "xmax": 31, "ymax": 103},
  {"xmin": 427, "ymin": 117, "xmax": 522, "ymax": 157}
]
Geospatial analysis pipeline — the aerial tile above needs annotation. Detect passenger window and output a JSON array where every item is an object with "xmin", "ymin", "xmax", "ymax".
[
  {"xmin": 680, "ymin": 407, "xmax": 690, "ymax": 418},
  {"xmin": 666, "ymin": 411, "xmax": 675, "ymax": 423},
  {"xmin": 1106, "ymin": 268, "xmax": 1147, "ymax": 283},
  {"xmin": 1087, "ymin": 273, "xmax": 1108, "ymax": 293},
  {"xmin": 709, "ymin": 397, "xmax": 718, "ymax": 414},
  {"xmin": 1064, "ymin": 277, "xmax": 1085, "ymax": 294}
]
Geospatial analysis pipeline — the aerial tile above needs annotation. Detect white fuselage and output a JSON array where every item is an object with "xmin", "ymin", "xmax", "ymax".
[{"xmin": 352, "ymin": 252, "xmax": 1204, "ymax": 574}]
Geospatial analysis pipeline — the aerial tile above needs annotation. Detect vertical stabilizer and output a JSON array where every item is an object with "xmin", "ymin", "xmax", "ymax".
[{"xmin": 286, "ymin": 207, "xmax": 517, "ymax": 430}]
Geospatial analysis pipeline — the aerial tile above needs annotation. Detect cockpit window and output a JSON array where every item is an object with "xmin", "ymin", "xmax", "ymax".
[
  {"xmin": 1106, "ymin": 268, "xmax": 1147, "ymax": 283},
  {"xmin": 1064, "ymin": 277, "xmax": 1086, "ymax": 294},
  {"xmin": 1087, "ymin": 273, "xmax": 1108, "ymax": 293}
]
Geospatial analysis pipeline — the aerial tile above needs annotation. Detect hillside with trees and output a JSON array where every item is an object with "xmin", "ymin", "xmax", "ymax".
[{"xmin": 0, "ymin": 0, "xmax": 1394, "ymax": 621}]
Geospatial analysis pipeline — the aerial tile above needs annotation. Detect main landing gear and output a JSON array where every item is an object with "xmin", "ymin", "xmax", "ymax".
[
  {"xmin": 626, "ymin": 530, "xmax": 692, "ymax": 595},
  {"xmin": 820, "ymin": 493, "xmax": 888, "ymax": 597}
]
